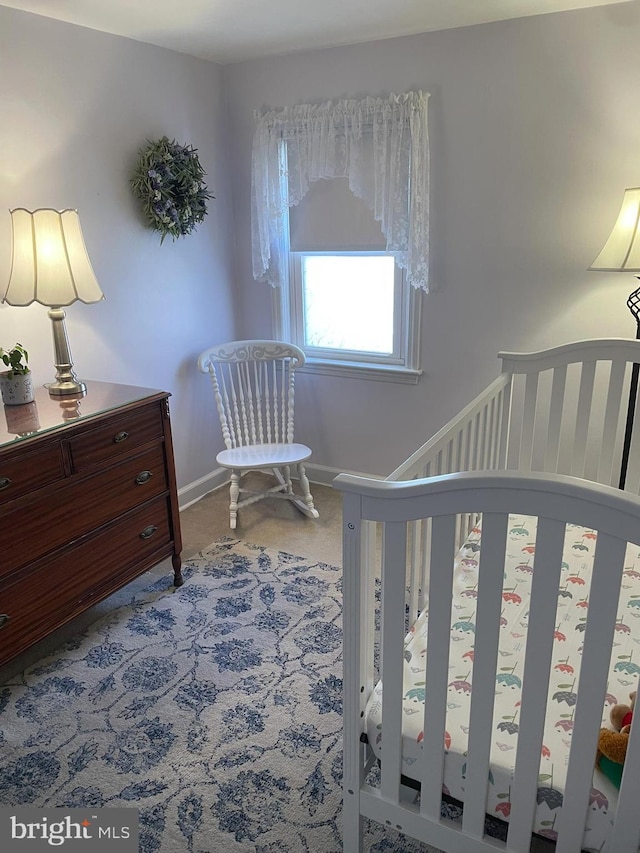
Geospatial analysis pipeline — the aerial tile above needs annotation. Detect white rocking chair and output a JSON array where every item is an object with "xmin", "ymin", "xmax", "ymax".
[{"xmin": 198, "ymin": 340, "xmax": 319, "ymax": 529}]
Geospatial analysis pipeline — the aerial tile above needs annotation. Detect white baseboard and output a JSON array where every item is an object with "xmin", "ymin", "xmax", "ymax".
[
  {"xmin": 177, "ymin": 462, "xmax": 382, "ymax": 511},
  {"xmin": 304, "ymin": 461, "xmax": 384, "ymax": 486},
  {"xmin": 178, "ymin": 467, "xmax": 228, "ymax": 511}
]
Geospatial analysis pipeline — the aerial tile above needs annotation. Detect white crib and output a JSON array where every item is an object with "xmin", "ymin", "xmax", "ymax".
[{"xmin": 334, "ymin": 339, "xmax": 640, "ymax": 853}]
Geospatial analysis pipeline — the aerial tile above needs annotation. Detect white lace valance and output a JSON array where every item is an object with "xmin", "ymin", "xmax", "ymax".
[{"xmin": 251, "ymin": 90, "xmax": 430, "ymax": 291}]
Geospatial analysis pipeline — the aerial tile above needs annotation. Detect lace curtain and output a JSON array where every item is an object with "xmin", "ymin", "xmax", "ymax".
[{"xmin": 251, "ymin": 90, "xmax": 430, "ymax": 291}]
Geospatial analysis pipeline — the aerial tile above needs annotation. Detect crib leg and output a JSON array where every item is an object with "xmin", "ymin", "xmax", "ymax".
[{"xmin": 342, "ymin": 788, "xmax": 364, "ymax": 853}]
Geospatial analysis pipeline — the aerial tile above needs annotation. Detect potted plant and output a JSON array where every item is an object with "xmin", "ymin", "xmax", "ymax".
[{"xmin": 0, "ymin": 343, "xmax": 34, "ymax": 405}]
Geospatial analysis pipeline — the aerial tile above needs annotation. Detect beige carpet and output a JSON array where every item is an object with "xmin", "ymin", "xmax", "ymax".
[
  {"xmin": 181, "ymin": 472, "xmax": 343, "ymax": 566},
  {"xmin": 1, "ymin": 473, "xmax": 342, "ymax": 683}
]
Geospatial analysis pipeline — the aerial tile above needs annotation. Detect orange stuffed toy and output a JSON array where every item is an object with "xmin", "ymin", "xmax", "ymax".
[{"xmin": 596, "ymin": 690, "xmax": 636, "ymax": 787}]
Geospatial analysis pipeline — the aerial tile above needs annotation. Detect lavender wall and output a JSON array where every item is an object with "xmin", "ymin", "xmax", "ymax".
[
  {"xmin": 0, "ymin": 5, "xmax": 236, "ymax": 497},
  {"xmin": 3, "ymin": 2, "xmax": 640, "ymax": 488},
  {"xmin": 224, "ymin": 0, "xmax": 640, "ymax": 476}
]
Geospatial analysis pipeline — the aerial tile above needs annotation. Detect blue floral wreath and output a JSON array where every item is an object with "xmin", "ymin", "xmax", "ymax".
[{"xmin": 131, "ymin": 136, "xmax": 213, "ymax": 242}]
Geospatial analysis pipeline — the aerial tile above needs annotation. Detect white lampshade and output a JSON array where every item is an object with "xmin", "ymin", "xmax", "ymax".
[
  {"xmin": 590, "ymin": 188, "xmax": 640, "ymax": 272},
  {"xmin": 3, "ymin": 208, "xmax": 104, "ymax": 307}
]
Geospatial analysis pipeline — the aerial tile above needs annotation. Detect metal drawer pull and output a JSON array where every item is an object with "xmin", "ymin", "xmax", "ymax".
[
  {"xmin": 135, "ymin": 470, "xmax": 153, "ymax": 485},
  {"xmin": 114, "ymin": 431, "xmax": 129, "ymax": 443},
  {"xmin": 0, "ymin": 614, "xmax": 10, "ymax": 629},
  {"xmin": 0, "ymin": 477, "xmax": 11, "ymax": 490},
  {"xmin": 140, "ymin": 525, "xmax": 158, "ymax": 540}
]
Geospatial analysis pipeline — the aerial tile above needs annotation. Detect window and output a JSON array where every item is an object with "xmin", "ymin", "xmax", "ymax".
[
  {"xmin": 299, "ymin": 254, "xmax": 395, "ymax": 354},
  {"xmin": 253, "ymin": 91, "xmax": 429, "ymax": 382},
  {"xmin": 271, "ymin": 178, "xmax": 422, "ymax": 382},
  {"xmin": 278, "ymin": 251, "xmax": 421, "ymax": 381}
]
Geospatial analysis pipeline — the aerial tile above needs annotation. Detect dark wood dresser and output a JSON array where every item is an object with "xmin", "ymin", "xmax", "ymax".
[{"xmin": 0, "ymin": 381, "xmax": 183, "ymax": 669}]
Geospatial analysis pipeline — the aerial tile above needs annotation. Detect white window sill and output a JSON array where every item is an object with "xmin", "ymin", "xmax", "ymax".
[{"xmin": 297, "ymin": 358, "xmax": 422, "ymax": 384}]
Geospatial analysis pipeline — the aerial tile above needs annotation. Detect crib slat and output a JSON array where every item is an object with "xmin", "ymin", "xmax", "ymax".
[
  {"xmin": 408, "ymin": 520, "xmax": 421, "ymax": 623},
  {"xmin": 444, "ymin": 439, "xmax": 453, "ymax": 476},
  {"xmin": 485, "ymin": 397, "xmax": 495, "ymax": 469},
  {"xmin": 462, "ymin": 512, "xmax": 509, "ymax": 837},
  {"xmin": 341, "ymin": 494, "xmax": 367, "ymax": 853},
  {"xmin": 342, "ymin": 500, "xmax": 364, "ymax": 780},
  {"xmin": 544, "ymin": 366, "xmax": 567, "ymax": 473},
  {"xmin": 380, "ymin": 522, "xmax": 408, "ymax": 803},
  {"xmin": 409, "ymin": 518, "xmax": 431, "ymax": 625},
  {"xmin": 572, "ymin": 360, "xmax": 596, "ymax": 479},
  {"xmin": 490, "ymin": 394, "xmax": 502, "ymax": 469},
  {"xmin": 597, "ymin": 360, "xmax": 626, "ymax": 486},
  {"xmin": 419, "ymin": 513, "xmax": 457, "ymax": 819},
  {"xmin": 519, "ymin": 373, "xmax": 539, "ymax": 472},
  {"xmin": 362, "ymin": 520, "xmax": 378, "ymax": 697},
  {"xmin": 463, "ymin": 421, "xmax": 472, "ymax": 471},
  {"xmin": 420, "ymin": 518, "xmax": 431, "ymax": 614},
  {"xmin": 554, "ymin": 532, "xmax": 627, "ymax": 853},
  {"xmin": 491, "ymin": 391, "xmax": 500, "ymax": 468},
  {"xmin": 623, "ymin": 375, "xmax": 640, "ymax": 495},
  {"xmin": 453, "ymin": 428, "xmax": 462, "ymax": 474},
  {"xmin": 478, "ymin": 408, "xmax": 488, "ymax": 469},
  {"xmin": 489, "ymin": 400, "xmax": 497, "ymax": 467},
  {"xmin": 502, "ymin": 381, "xmax": 515, "ymax": 469},
  {"xmin": 611, "ymin": 721, "xmax": 640, "ymax": 850},
  {"xmin": 506, "ymin": 517, "xmax": 566, "ymax": 851},
  {"xmin": 472, "ymin": 413, "xmax": 481, "ymax": 469}
]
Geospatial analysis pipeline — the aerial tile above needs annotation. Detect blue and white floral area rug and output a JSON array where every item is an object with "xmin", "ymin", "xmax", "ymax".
[{"xmin": 0, "ymin": 537, "xmax": 438, "ymax": 853}]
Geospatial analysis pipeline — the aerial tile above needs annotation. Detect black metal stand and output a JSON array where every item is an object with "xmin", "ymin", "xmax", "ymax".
[{"xmin": 619, "ymin": 283, "xmax": 640, "ymax": 490}]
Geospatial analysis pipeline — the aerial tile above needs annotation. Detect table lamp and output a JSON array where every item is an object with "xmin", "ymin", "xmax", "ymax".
[
  {"xmin": 590, "ymin": 187, "xmax": 640, "ymax": 489},
  {"xmin": 2, "ymin": 208, "xmax": 104, "ymax": 396}
]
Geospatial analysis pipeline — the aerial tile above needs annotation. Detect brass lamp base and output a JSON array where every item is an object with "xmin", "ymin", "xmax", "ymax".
[
  {"xmin": 47, "ymin": 307, "xmax": 87, "ymax": 397},
  {"xmin": 46, "ymin": 379, "xmax": 87, "ymax": 397}
]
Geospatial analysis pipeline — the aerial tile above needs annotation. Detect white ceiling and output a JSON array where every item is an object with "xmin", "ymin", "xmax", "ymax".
[{"xmin": 0, "ymin": 0, "xmax": 631, "ymax": 64}]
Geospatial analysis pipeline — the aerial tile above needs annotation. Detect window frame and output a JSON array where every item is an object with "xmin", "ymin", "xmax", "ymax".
[
  {"xmin": 270, "ymin": 142, "xmax": 422, "ymax": 384},
  {"xmin": 272, "ymin": 249, "xmax": 422, "ymax": 384}
]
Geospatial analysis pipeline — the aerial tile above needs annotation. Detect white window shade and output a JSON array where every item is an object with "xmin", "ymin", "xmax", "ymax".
[
  {"xmin": 289, "ymin": 178, "xmax": 386, "ymax": 252},
  {"xmin": 251, "ymin": 91, "xmax": 430, "ymax": 291}
]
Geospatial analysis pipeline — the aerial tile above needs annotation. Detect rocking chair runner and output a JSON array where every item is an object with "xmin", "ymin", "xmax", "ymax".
[{"xmin": 197, "ymin": 340, "xmax": 319, "ymax": 529}]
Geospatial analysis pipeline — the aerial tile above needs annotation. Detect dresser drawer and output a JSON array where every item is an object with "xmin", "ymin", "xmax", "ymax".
[
  {"xmin": 0, "ymin": 443, "xmax": 64, "ymax": 507},
  {"xmin": 1, "ymin": 443, "xmax": 169, "ymax": 574},
  {"xmin": 0, "ymin": 496, "xmax": 172, "ymax": 666},
  {"xmin": 68, "ymin": 403, "xmax": 164, "ymax": 472}
]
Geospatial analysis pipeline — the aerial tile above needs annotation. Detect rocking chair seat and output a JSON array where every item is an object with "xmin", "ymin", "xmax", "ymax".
[{"xmin": 217, "ymin": 442, "xmax": 312, "ymax": 470}]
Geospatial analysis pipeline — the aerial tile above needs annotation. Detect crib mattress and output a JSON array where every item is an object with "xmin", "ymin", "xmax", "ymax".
[{"xmin": 365, "ymin": 517, "xmax": 640, "ymax": 851}]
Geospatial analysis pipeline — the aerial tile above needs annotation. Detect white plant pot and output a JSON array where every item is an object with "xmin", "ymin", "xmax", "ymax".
[{"xmin": 0, "ymin": 371, "xmax": 35, "ymax": 406}]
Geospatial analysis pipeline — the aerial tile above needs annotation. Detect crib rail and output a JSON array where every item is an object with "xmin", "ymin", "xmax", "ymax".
[
  {"xmin": 382, "ymin": 339, "xmax": 640, "ymax": 626},
  {"xmin": 336, "ymin": 470, "xmax": 640, "ymax": 853},
  {"xmin": 391, "ymin": 339, "xmax": 640, "ymax": 495},
  {"xmin": 389, "ymin": 374, "xmax": 512, "ymax": 482},
  {"xmin": 381, "ymin": 374, "xmax": 513, "ymax": 618},
  {"xmin": 499, "ymin": 338, "xmax": 640, "ymax": 494}
]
